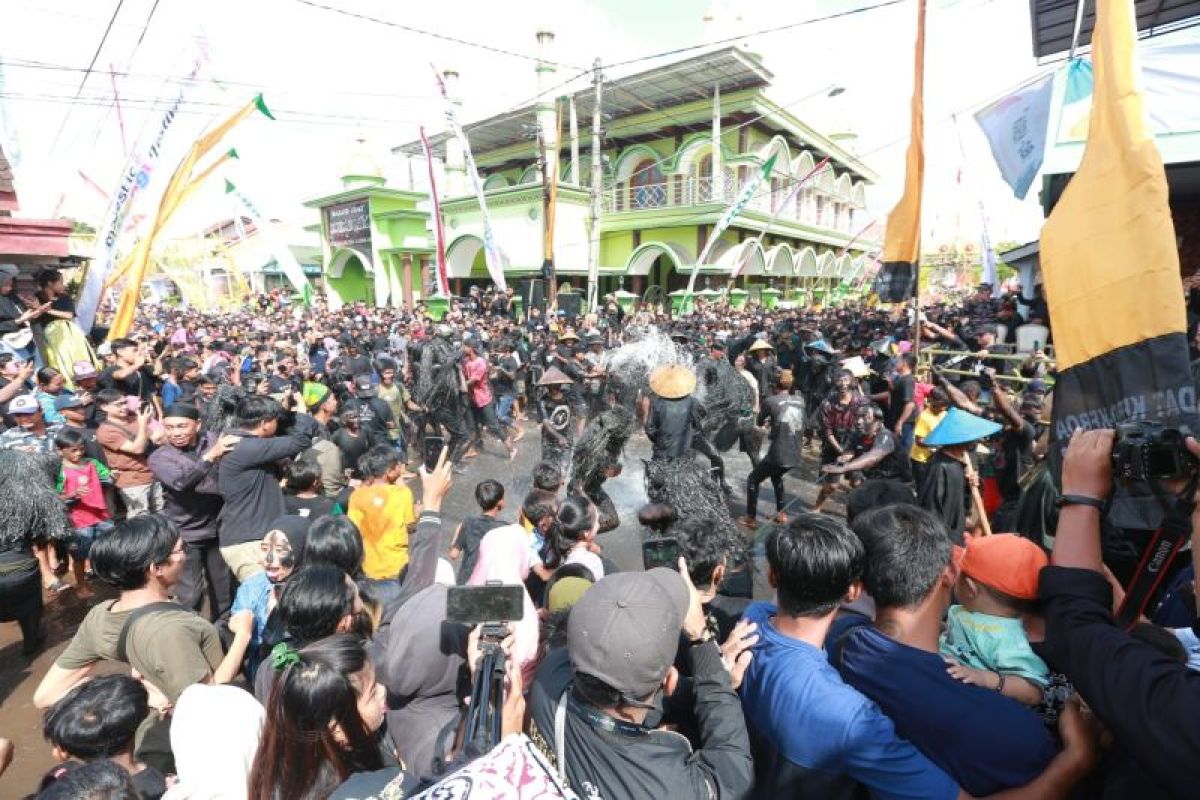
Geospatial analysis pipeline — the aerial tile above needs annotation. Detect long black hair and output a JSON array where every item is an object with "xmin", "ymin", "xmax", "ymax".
[
  {"xmin": 249, "ymin": 634, "xmax": 383, "ymax": 800},
  {"xmin": 541, "ymin": 494, "xmax": 598, "ymax": 570}
]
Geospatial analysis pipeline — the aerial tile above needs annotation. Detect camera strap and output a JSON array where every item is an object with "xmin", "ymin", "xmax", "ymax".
[{"xmin": 1115, "ymin": 475, "xmax": 1198, "ymax": 630}]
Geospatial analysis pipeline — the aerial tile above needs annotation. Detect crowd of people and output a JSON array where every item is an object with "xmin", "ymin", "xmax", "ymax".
[{"xmin": 0, "ymin": 272, "xmax": 1198, "ymax": 799}]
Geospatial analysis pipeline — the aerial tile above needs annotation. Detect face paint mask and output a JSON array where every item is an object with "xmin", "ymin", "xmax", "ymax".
[{"xmin": 262, "ymin": 532, "xmax": 296, "ymax": 583}]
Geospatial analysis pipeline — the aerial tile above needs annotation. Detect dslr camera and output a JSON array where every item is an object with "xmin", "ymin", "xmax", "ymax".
[{"xmin": 1111, "ymin": 421, "xmax": 1198, "ymax": 483}]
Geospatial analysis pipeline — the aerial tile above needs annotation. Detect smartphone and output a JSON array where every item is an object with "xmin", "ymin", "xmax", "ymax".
[
  {"xmin": 423, "ymin": 435, "xmax": 446, "ymax": 471},
  {"xmin": 642, "ymin": 536, "xmax": 681, "ymax": 571},
  {"xmin": 446, "ymin": 584, "xmax": 525, "ymax": 625}
]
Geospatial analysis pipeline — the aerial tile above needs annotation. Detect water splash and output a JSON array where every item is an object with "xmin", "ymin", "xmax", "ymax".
[{"xmin": 602, "ymin": 325, "xmax": 693, "ymax": 402}]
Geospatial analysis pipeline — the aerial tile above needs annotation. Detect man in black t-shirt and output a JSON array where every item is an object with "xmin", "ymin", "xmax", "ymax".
[
  {"xmin": 741, "ymin": 370, "xmax": 805, "ymax": 527},
  {"xmin": 98, "ymin": 338, "xmax": 158, "ymax": 409},
  {"xmin": 492, "ymin": 342, "xmax": 519, "ymax": 429},
  {"xmin": 884, "ymin": 354, "xmax": 917, "ymax": 482}
]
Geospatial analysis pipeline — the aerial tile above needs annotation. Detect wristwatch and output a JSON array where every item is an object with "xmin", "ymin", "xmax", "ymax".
[{"xmin": 1055, "ymin": 494, "xmax": 1106, "ymax": 511}]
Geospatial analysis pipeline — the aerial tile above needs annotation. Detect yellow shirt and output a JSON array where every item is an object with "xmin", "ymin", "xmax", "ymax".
[
  {"xmin": 911, "ymin": 408, "xmax": 946, "ymax": 464},
  {"xmin": 348, "ymin": 483, "xmax": 416, "ymax": 579}
]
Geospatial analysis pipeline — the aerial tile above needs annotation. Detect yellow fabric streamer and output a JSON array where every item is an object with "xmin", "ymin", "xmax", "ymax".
[
  {"xmin": 880, "ymin": 0, "xmax": 925, "ymax": 267},
  {"xmin": 107, "ymin": 96, "xmax": 268, "ymax": 338},
  {"xmin": 1039, "ymin": 0, "xmax": 1183, "ymax": 370}
]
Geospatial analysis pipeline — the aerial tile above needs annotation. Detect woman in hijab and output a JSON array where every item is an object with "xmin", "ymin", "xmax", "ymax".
[
  {"xmin": 163, "ymin": 683, "xmax": 266, "ymax": 800},
  {"xmin": 467, "ymin": 524, "xmax": 540, "ymax": 685},
  {"xmin": 378, "ymin": 583, "xmax": 470, "ymax": 780},
  {"xmin": 231, "ymin": 515, "xmax": 312, "ymax": 678}
]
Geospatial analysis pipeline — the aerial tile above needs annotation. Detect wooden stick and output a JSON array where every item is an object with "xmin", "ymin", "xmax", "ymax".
[{"xmin": 960, "ymin": 456, "xmax": 992, "ymax": 536}]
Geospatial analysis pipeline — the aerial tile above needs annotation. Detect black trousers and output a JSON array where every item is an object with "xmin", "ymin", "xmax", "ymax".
[
  {"xmin": 175, "ymin": 537, "xmax": 233, "ymax": 621},
  {"xmin": 0, "ymin": 552, "xmax": 43, "ymax": 650},
  {"xmin": 746, "ymin": 460, "xmax": 789, "ymax": 518},
  {"xmin": 692, "ymin": 435, "xmax": 726, "ymax": 483},
  {"xmin": 429, "ymin": 403, "xmax": 471, "ymax": 463},
  {"xmin": 469, "ymin": 400, "xmax": 509, "ymax": 446}
]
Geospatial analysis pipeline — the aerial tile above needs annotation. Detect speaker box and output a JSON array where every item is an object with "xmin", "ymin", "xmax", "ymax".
[{"xmin": 557, "ymin": 291, "xmax": 583, "ymax": 318}]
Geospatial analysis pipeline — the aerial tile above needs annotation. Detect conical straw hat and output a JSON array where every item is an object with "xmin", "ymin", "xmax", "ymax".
[
  {"xmin": 649, "ymin": 364, "xmax": 697, "ymax": 399},
  {"xmin": 537, "ymin": 366, "xmax": 575, "ymax": 386}
]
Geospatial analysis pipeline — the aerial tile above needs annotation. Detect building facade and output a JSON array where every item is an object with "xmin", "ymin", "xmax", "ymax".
[{"xmin": 310, "ymin": 43, "xmax": 880, "ymax": 309}]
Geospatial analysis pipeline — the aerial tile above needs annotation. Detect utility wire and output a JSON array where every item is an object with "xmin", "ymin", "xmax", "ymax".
[
  {"xmin": 290, "ymin": 0, "xmax": 585, "ymax": 70},
  {"xmin": 45, "ymin": 0, "xmax": 127, "ymax": 157},
  {"xmin": 605, "ymin": 0, "xmax": 907, "ymax": 69}
]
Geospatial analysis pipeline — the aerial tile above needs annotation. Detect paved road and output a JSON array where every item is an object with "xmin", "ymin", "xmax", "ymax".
[{"xmin": 0, "ymin": 416, "xmax": 841, "ymax": 793}]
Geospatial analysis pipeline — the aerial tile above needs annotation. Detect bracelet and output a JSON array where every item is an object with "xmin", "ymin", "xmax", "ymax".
[
  {"xmin": 1055, "ymin": 494, "xmax": 1106, "ymax": 511},
  {"xmin": 995, "ymin": 672, "xmax": 1006, "ymax": 693}
]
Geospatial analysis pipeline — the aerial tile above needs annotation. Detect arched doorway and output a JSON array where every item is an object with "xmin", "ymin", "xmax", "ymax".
[{"xmin": 327, "ymin": 247, "xmax": 375, "ymax": 305}]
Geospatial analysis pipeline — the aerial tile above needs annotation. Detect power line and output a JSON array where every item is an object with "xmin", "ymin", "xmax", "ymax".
[
  {"xmin": 135, "ymin": 0, "xmax": 162, "ymax": 46},
  {"xmin": 605, "ymin": 0, "xmax": 908, "ymax": 70},
  {"xmin": 290, "ymin": 0, "xmax": 585, "ymax": 70},
  {"xmin": 46, "ymin": 0, "xmax": 127, "ymax": 157},
  {"xmin": 0, "ymin": 91, "xmax": 430, "ymax": 127}
]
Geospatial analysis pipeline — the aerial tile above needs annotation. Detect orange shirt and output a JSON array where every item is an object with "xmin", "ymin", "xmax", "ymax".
[{"xmin": 347, "ymin": 483, "xmax": 416, "ymax": 579}]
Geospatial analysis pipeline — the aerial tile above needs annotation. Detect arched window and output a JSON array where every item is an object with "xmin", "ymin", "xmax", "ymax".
[
  {"xmin": 696, "ymin": 153, "xmax": 713, "ymax": 202},
  {"xmin": 815, "ymin": 195, "xmax": 826, "ymax": 227},
  {"xmin": 629, "ymin": 159, "xmax": 665, "ymax": 209}
]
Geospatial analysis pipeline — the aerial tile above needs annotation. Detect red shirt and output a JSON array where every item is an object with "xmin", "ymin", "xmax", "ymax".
[
  {"xmin": 60, "ymin": 460, "xmax": 110, "ymax": 528},
  {"xmin": 463, "ymin": 355, "xmax": 493, "ymax": 408}
]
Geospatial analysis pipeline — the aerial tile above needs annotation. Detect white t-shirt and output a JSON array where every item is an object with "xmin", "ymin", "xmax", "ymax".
[{"xmin": 564, "ymin": 547, "xmax": 605, "ymax": 580}]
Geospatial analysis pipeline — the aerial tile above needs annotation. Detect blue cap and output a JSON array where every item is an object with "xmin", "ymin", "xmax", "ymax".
[{"xmin": 923, "ymin": 407, "xmax": 1002, "ymax": 447}]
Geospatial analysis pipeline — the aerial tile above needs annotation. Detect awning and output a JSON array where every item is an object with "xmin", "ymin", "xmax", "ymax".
[
  {"xmin": 395, "ymin": 47, "xmax": 770, "ymax": 158},
  {"xmin": 1029, "ymin": 0, "xmax": 1200, "ymax": 58}
]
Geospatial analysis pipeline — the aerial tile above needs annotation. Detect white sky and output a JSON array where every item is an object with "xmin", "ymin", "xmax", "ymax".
[{"xmin": 0, "ymin": 0, "xmax": 1055, "ymax": 248}]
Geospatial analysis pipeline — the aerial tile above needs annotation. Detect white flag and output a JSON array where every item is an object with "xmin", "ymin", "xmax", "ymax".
[{"xmin": 974, "ymin": 72, "xmax": 1054, "ymax": 200}]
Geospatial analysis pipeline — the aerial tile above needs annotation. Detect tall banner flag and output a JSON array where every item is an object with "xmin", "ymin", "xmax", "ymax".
[
  {"xmin": 979, "ymin": 219, "xmax": 998, "ymax": 288},
  {"xmin": 78, "ymin": 54, "xmax": 204, "ymax": 333},
  {"xmin": 108, "ymin": 95, "xmax": 275, "ymax": 338},
  {"xmin": 433, "ymin": 66, "xmax": 507, "ymax": 291},
  {"xmin": 419, "ymin": 126, "xmax": 450, "ymax": 296},
  {"xmin": 225, "ymin": 179, "xmax": 312, "ymax": 305},
  {"xmin": 973, "ymin": 72, "xmax": 1054, "ymax": 200},
  {"xmin": 685, "ymin": 154, "xmax": 777, "ymax": 296},
  {"xmin": 877, "ymin": 0, "xmax": 925, "ymax": 304},
  {"xmin": 1040, "ymin": 0, "xmax": 1195, "ymax": 539},
  {"xmin": 729, "ymin": 157, "xmax": 830, "ymax": 282}
]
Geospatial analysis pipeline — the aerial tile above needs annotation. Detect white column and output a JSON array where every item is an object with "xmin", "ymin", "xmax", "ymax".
[
  {"xmin": 569, "ymin": 96, "xmax": 580, "ymax": 185},
  {"xmin": 712, "ymin": 84, "xmax": 722, "ymax": 200},
  {"xmin": 441, "ymin": 68, "xmax": 466, "ymax": 196},
  {"xmin": 535, "ymin": 28, "xmax": 558, "ymax": 184}
]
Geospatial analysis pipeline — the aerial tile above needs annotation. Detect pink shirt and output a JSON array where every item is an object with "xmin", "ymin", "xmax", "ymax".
[{"xmin": 463, "ymin": 355, "xmax": 493, "ymax": 408}]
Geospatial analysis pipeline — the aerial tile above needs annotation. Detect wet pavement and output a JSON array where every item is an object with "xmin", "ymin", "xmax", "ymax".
[{"xmin": 0, "ymin": 415, "xmax": 842, "ymax": 793}]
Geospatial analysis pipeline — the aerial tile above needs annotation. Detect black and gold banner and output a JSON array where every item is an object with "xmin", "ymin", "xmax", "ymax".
[
  {"xmin": 1041, "ymin": 0, "xmax": 1197, "ymax": 529},
  {"xmin": 877, "ymin": 0, "xmax": 925, "ymax": 304}
]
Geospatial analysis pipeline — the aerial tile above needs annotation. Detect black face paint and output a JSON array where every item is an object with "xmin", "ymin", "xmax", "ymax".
[{"xmin": 263, "ymin": 532, "xmax": 295, "ymax": 580}]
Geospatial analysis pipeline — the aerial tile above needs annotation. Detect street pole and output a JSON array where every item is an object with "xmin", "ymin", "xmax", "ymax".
[{"xmin": 587, "ymin": 57, "xmax": 603, "ymax": 311}]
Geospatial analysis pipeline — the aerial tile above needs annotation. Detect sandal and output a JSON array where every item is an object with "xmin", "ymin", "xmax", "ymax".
[{"xmin": 44, "ymin": 579, "xmax": 70, "ymax": 594}]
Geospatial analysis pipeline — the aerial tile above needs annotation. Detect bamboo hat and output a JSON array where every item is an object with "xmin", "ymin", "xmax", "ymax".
[
  {"xmin": 649, "ymin": 364, "xmax": 697, "ymax": 399},
  {"xmin": 746, "ymin": 339, "xmax": 774, "ymax": 353},
  {"xmin": 538, "ymin": 366, "xmax": 575, "ymax": 386},
  {"xmin": 923, "ymin": 407, "xmax": 1002, "ymax": 447}
]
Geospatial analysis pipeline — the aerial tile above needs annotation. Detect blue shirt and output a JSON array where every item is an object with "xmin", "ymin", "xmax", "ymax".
[
  {"xmin": 738, "ymin": 602, "xmax": 957, "ymax": 800},
  {"xmin": 231, "ymin": 572, "xmax": 275, "ymax": 675},
  {"xmin": 829, "ymin": 618, "xmax": 1058, "ymax": 797}
]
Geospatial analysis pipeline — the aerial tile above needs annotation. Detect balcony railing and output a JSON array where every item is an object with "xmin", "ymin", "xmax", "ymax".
[{"xmin": 598, "ymin": 173, "xmax": 867, "ymax": 236}]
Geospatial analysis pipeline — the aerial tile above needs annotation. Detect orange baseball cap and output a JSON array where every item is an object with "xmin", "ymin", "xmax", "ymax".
[{"xmin": 959, "ymin": 534, "xmax": 1049, "ymax": 601}]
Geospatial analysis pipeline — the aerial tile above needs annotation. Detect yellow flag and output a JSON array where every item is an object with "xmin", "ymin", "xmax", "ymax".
[
  {"xmin": 876, "ymin": 0, "xmax": 925, "ymax": 303},
  {"xmin": 107, "ymin": 96, "xmax": 272, "ymax": 338},
  {"xmin": 1041, "ymin": 0, "xmax": 1195, "ymax": 536},
  {"xmin": 1040, "ymin": 0, "xmax": 1182, "ymax": 369}
]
